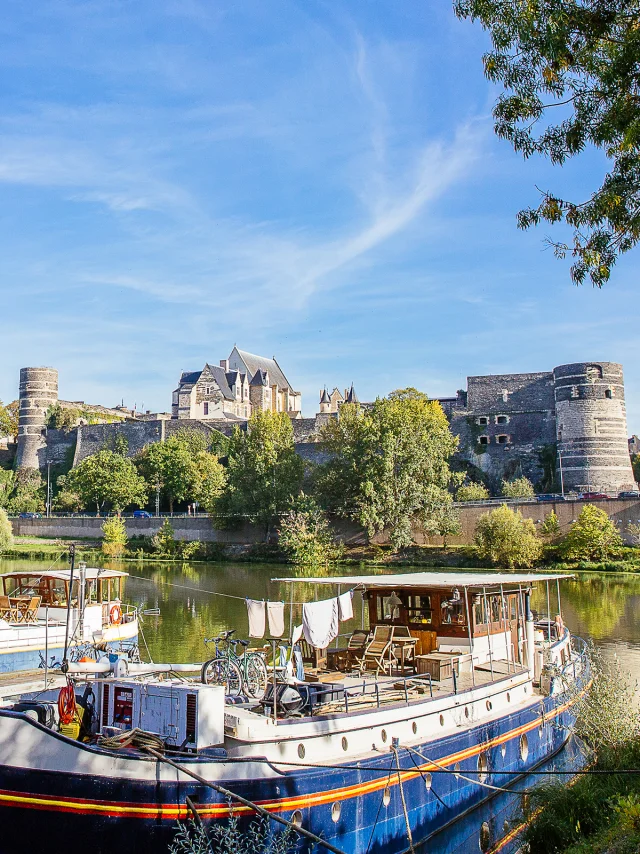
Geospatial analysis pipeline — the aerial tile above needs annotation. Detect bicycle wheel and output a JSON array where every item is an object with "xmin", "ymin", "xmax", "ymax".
[
  {"xmin": 244, "ymin": 653, "xmax": 269, "ymax": 698},
  {"xmin": 201, "ymin": 657, "xmax": 243, "ymax": 697}
]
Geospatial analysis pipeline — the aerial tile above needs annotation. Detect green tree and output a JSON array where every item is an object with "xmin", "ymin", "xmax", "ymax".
[
  {"xmin": 152, "ymin": 518, "xmax": 176, "ymax": 555},
  {"xmin": 632, "ymin": 453, "xmax": 640, "ymax": 484},
  {"xmin": 136, "ymin": 433, "xmax": 225, "ymax": 513},
  {"xmin": 540, "ymin": 510, "xmax": 561, "ymax": 540},
  {"xmin": 278, "ymin": 495, "xmax": 339, "ymax": 566},
  {"xmin": 0, "ymin": 508, "xmax": 12, "ymax": 553},
  {"xmin": 315, "ymin": 390, "xmax": 461, "ymax": 551},
  {"xmin": 6, "ymin": 470, "xmax": 45, "ymax": 514},
  {"xmin": 64, "ymin": 450, "xmax": 147, "ymax": 514},
  {"xmin": 101, "ymin": 515, "xmax": 128, "ymax": 557},
  {"xmin": 456, "ymin": 481, "xmax": 490, "ymax": 502},
  {"xmin": 502, "ymin": 476, "xmax": 535, "ymax": 499},
  {"xmin": 474, "ymin": 504, "xmax": 543, "ymax": 568},
  {"xmin": 216, "ymin": 411, "xmax": 304, "ymax": 538},
  {"xmin": 455, "ymin": 0, "xmax": 640, "ymax": 286},
  {"xmin": 562, "ymin": 503, "xmax": 623, "ymax": 560},
  {"xmin": 0, "ymin": 469, "xmax": 15, "ymax": 509},
  {"xmin": 0, "ymin": 400, "xmax": 18, "ymax": 439}
]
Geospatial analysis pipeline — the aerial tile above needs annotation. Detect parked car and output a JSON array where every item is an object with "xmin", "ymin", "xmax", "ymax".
[
  {"xmin": 18, "ymin": 512, "xmax": 42, "ymax": 519},
  {"xmin": 133, "ymin": 510, "xmax": 152, "ymax": 518},
  {"xmin": 536, "ymin": 493, "xmax": 566, "ymax": 503},
  {"xmin": 578, "ymin": 492, "xmax": 609, "ymax": 500},
  {"xmin": 618, "ymin": 491, "xmax": 640, "ymax": 499}
]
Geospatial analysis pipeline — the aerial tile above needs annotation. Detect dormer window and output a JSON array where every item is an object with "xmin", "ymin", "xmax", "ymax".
[{"xmin": 501, "ymin": 389, "xmax": 509, "ymax": 403}]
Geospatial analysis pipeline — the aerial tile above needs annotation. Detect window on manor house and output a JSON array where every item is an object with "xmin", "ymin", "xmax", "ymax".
[
  {"xmin": 477, "ymin": 416, "xmax": 489, "ymax": 425},
  {"xmin": 203, "ymin": 403, "xmax": 209, "ymax": 416},
  {"xmin": 478, "ymin": 436, "xmax": 489, "ymax": 445},
  {"xmin": 496, "ymin": 434, "xmax": 509, "ymax": 444},
  {"xmin": 496, "ymin": 415, "xmax": 509, "ymax": 425}
]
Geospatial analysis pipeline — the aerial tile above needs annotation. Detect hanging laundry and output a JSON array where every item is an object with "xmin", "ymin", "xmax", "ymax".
[
  {"xmin": 293, "ymin": 648, "xmax": 304, "ymax": 681},
  {"xmin": 246, "ymin": 599, "xmax": 266, "ymax": 638},
  {"xmin": 267, "ymin": 601, "xmax": 285, "ymax": 637},
  {"xmin": 291, "ymin": 623, "xmax": 303, "ymax": 646},
  {"xmin": 338, "ymin": 590, "xmax": 354, "ymax": 622},
  {"xmin": 302, "ymin": 598, "xmax": 339, "ymax": 649}
]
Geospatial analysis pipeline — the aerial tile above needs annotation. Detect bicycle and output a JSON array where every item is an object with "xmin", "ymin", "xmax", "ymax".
[{"xmin": 201, "ymin": 629, "xmax": 268, "ymax": 699}]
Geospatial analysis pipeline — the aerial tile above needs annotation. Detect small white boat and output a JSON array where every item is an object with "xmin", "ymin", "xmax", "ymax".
[{"xmin": 0, "ymin": 566, "xmax": 138, "ymax": 672}]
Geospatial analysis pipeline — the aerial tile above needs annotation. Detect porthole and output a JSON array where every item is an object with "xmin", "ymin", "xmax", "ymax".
[
  {"xmin": 383, "ymin": 787, "xmax": 391, "ymax": 806},
  {"xmin": 454, "ymin": 762, "xmax": 461, "ymax": 779},
  {"xmin": 477, "ymin": 752, "xmax": 488, "ymax": 783},
  {"xmin": 479, "ymin": 821, "xmax": 491, "ymax": 852},
  {"xmin": 341, "ymin": 736, "xmax": 348, "ymax": 751},
  {"xmin": 331, "ymin": 802, "xmax": 341, "ymax": 823},
  {"xmin": 439, "ymin": 714, "xmax": 445, "ymax": 727},
  {"xmin": 501, "ymin": 742, "xmax": 506, "ymax": 758},
  {"xmin": 424, "ymin": 772, "xmax": 432, "ymax": 790},
  {"xmin": 297, "ymin": 744, "xmax": 305, "ymax": 759},
  {"xmin": 381, "ymin": 729, "xmax": 388, "ymax": 743},
  {"xmin": 486, "ymin": 700, "xmax": 492, "ymax": 712},
  {"xmin": 520, "ymin": 733, "xmax": 529, "ymax": 762},
  {"xmin": 464, "ymin": 706, "xmax": 470, "ymax": 719},
  {"xmin": 506, "ymin": 692, "xmax": 511, "ymax": 703},
  {"xmin": 412, "ymin": 721, "xmax": 418, "ymax": 735},
  {"xmin": 291, "ymin": 810, "xmax": 303, "ymax": 827}
]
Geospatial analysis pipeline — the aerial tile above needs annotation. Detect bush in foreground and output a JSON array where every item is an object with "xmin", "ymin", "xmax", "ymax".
[
  {"xmin": 101, "ymin": 516, "xmax": 128, "ymax": 557},
  {"xmin": 474, "ymin": 504, "xmax": 542, "ymax": 568}
]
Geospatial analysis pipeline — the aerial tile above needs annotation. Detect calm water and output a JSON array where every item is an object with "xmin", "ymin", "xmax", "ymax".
[{"xmin": 1, "ymin": 558, "xmax": 639, "ymax": 680}]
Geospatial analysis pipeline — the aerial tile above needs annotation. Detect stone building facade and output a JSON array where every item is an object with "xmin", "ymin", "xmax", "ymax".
[
  {"xmin": 439, "ymin": 361, "xmax": 636, "ymax": 494},
  {"xmin": 172, "ymin": 347, "xmax": 302, "ymax": 422}
]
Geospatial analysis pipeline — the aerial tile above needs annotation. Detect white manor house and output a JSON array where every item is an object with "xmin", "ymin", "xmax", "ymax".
[{"xmin": 171, "ymin": 347, "xmax": 302, "ymax": 422}]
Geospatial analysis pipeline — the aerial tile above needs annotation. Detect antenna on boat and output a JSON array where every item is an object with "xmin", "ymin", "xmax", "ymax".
[{"xmin": 61, "ymin": 544, "xmax": 76, "ymax": 674}]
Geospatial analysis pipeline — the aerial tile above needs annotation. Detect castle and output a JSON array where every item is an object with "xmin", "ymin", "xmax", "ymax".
[
  {"xmin": 7, "ymin": 359, "xmax": 637, "ymax": 496},
  {"xmin": 172, "ymin": 347, "xmax": 302, "ymax": 422}
]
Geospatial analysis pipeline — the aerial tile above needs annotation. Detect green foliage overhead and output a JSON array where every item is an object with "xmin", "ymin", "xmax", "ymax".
[
  {"xmin": 101, "ymin": 515, "xmax": 128, "ymax": 557},
  {"xmin": 474, "ymin": 504, "xmax": 543, "ymax": 567},
  {"xmin": 63, "ymin": 450, "xmax": 147, "ymax": 513},
  {"xmin": 0, "ymin": 400, "xmax": 18, "ymax": 440},
  {"xmin": 502, "ymin": 476, "xmax": 535, "ymax": 499},
  {"xmin": 278, "ymin": 495, "xmax": 339, "ymax": 566},
  {"xmin": 0, "ymin": 508, "xmax": 13, "ymax": 553},
  {"xmin": 562, "ymin": 503, "xmax": 623, "ymax": 560},
  {"xmin": 315, "ymin": 390, "xmax": 461, "ymax": 551},
  {"xmin": 136, "ymin": 432, "xmax": 225, "ymax": 513},
  {"xmin": 456, "ymin": 481, "xmax": 490, "ymax": 502},
  {"xmin": 216, "ymin": 410, "xmax": 304, "ymax": 533},
  {"xmin": 455, "ymin": 0, "xmax": 640, "ymax": 286}
]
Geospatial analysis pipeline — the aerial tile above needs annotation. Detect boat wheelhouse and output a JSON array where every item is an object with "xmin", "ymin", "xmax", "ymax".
[
  {"xmin": 0, "ymin": 567, "xmax": 138, "ymax": 672},
  {"xmin": 0, "ymin": 571, "xmax": 587, "ymax": 854}
]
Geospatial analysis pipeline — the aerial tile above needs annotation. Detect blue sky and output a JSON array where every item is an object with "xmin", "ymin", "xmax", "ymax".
[{"xmin": 1, "ymin": 1, "xmax": 639, "ymax": 430}]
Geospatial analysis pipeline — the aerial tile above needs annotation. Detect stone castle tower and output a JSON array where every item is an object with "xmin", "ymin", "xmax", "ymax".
[
  {"xmin": 553, "ymin": 362, "xmax": 635, "ymax": 493},
  {"xmin": 15, "ymin": 367, "xmax": 58, "ymax": 471}
]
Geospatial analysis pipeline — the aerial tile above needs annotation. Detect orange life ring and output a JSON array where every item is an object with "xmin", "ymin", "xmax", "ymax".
[
  {"xmin": 58, "ymin": 682, "xmax": 76, "ymax": 725},
  {"xmin": 109, "ymin": 604, "xmax": 123, "ymax": 626}
]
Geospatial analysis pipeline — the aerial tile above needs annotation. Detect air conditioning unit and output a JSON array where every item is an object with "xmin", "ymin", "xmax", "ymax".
[{"xmin": 97, "ymin": 679, "xmax": 225, "ymax": 750}]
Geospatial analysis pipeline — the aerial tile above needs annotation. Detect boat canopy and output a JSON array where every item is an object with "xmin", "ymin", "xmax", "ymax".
[
  {"xmin": 272, "ymin": 571, "xmax": 572, "ymax": 592},
  {"xmin": 0, "ymin": 568, "xmax": 128, "ymax": 582}
]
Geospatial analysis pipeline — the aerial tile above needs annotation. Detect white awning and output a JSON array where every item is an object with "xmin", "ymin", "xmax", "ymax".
[
  {"xmin": 272, "ymin": 571, "xmax": 572, "ymax": 591},
  {"xmin": 1, "ymin": 568, "xmax": 128, "ymax": 581}
]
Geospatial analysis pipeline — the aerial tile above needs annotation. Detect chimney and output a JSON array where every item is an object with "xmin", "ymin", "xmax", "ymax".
[
  {"xmin": 344, "ymin": 389, "xmax": 348, "ymax": 400},
  {"xmin": 220, "ymin": 359, "xmax": 229, "ymax": 371}
]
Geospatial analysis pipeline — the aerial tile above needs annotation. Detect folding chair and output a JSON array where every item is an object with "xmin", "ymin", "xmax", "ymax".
[{"xmin": 358, "ymin": 625, "xmax": 395, "ymax": 675}]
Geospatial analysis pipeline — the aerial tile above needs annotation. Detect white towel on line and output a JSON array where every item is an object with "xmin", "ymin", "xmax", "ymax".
[
  {"xmin": 291, "ymin": 623, "xmax": 303, "ymax": 646},
  {"xmin": 302, "ymin": 598, "xmax": 339, "ymax": 649},
  {"xmin": 267, "ymin": 601, "xmax": 285, "ymax": 637},
  {"xmin": 337, "ymin": 590, "xmax": 354, "ymax": 622},
  {"xmin": 246, "ymin": 598, "xmax": 266, "ymax": 638}
]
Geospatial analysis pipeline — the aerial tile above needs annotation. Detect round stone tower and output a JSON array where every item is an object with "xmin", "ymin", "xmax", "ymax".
[
  {"xmin": 15, "ymin": 367, "xmax": 58, "ymax": 471},
  {"xmin": 553, "ymin": 362, "xmax": 636, "ymax": 494}
]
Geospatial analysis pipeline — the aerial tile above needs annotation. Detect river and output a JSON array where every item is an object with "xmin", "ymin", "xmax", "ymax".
[{"xmin": 1, "ymin": 557, "xmax": 638, "ymax": 682}]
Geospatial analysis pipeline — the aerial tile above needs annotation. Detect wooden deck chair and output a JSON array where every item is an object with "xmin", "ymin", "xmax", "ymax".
[
  {"xmin": 0, "ymin": 596, "xmax": 11, "ymax": 622},
  {"xmin": 24, "ymin": 596, "xmax": 41, "ymax": 624},
  {"xmin": 359, "ymin": 625, "xmax": 395, "ymax": 674}
]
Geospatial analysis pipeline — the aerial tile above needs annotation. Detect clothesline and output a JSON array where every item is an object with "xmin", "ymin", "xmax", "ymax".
[{"xmin": 125, "ymin": 573, "xmax": 360, "ymax": 607}]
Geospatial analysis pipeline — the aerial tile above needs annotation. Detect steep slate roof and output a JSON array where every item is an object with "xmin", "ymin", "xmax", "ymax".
[
  {"xmin": 234, "ymin": 348, "xmax": 296, "ymax": 392},
  {"xmin": 346, "ymin": 384, "xmax": 359, "ymax": 404},
  {"xmin": 203, "ymin": 364, "xmax": 234, "ymax": 400},
  {"xmin": 250, "ymin": 369, "xmax": 269, "ymax": 387},
  {"xmin": 320, "ymin": 388, "xmax": 330, "ymax": 404},
  {"xmin": 179, "ymin": 371, "xmax": 203, "ymax": 386}
]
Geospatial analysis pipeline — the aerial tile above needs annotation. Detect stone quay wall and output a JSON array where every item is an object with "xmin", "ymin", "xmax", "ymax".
[{"xmin": 11, "ymin": 498, "xmax": 640, "ymax": 546}]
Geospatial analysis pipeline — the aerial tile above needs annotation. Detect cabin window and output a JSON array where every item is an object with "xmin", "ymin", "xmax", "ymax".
[
  {"xmin": 406, "ymin": 595, "xmax": 433, "ymax": 626},
  {"xmin": 377, "ymin": 592, "xmax": 403, "ymax": 622},
  {"xmin": 441, "ymin": 596, "xmax": 465, "ymax": 625}
]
